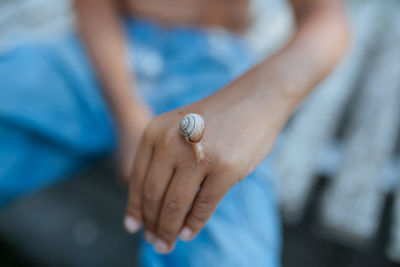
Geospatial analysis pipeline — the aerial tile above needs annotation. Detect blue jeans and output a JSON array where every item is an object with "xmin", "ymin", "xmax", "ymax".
[{"xmin": 0, "ymin": 19, "xmax": 281, "ymax": 267}]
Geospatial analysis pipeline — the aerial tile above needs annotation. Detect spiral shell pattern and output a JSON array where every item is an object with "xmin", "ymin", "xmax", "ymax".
[{"xmin": 179, "ymin": 113, "xmax": 205, "ymax": 143}]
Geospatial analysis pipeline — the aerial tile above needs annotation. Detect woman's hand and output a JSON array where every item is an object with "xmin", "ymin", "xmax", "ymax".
[{"xmin": 123, "ymin": 76, "xmax": 292, "ymax": 254}]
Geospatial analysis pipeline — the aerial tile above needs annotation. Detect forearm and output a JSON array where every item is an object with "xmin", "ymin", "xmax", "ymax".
[
  {"xmin": 206, "ymin": 2, "xmax": 350, "ymax": 130},
  {"xmin": 75, "ymin": 0, "xmax": 148, "ymax": 131},
  {"xmin": 190, "ymin": 2, "xmax": 350, "ymax": 162},
  {"xmin": 258, "ymin": 2, "xmax": 351, "ymax": 106}
]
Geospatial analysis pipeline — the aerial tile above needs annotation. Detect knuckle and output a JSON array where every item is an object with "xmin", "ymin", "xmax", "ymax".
[
  {"xmin": 161, "ymin": 127, "xmax": 176, "ymax": 147},
  {"xmin": 215, "ymin": 156, "xmax": 237, "ymax": 174},
  {"xmin": 188, "ymin": 197, "xmax": 212, "ymax": 226},
  {"xmin": 165, "ymin": 199, "xmax": 181, "ymax": 215},
  {"xmin": 187, "ymin": 213, "xmax": 205, "ymax": 229},
  {"xmin": 143, "ymin": 186, "xmax": 159, "ymax": 205},
  {"xmin": 159, "ymin": 136, "xmax": 170, "ymax": 149},
  {"xmin": 219, "ymin": 163, "xmax": 234, "ymax": 174},
  {"xmin": 145, "ymin": 119, "xmax": 159, "ymax": 136},
  {"xmin": 194, "ymin": 197, "xmax": 212, "ymax": 215}
]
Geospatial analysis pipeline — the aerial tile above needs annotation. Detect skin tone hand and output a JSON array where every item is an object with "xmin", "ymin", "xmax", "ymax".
[
  {"xmin": 124, "ymin": 0, "xmax": 350, "ymax": 254},
  {"xmin": 124, "ymin": 76, "xmax": 293, "ymax": 253}
]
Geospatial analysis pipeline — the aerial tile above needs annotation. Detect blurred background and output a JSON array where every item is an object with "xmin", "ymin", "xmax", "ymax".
[{"xmin": 0, "ymin": 0, "xmax": 399, "ymax": 266}]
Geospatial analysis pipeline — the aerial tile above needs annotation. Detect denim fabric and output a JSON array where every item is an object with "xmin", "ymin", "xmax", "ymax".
[{"xmin": 0, "ymin": 18, "xmax": 281, "ymax": 267}]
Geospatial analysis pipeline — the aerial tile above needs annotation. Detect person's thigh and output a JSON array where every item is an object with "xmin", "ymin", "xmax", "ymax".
[{"xmin": 0, "ymin": 37, "xmax": 116, "ymax": 206}]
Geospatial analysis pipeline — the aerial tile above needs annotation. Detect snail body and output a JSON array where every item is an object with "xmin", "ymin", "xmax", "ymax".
[{"xmin": 179, "ymin": 113, "xmax": 211, "ymax": 169}]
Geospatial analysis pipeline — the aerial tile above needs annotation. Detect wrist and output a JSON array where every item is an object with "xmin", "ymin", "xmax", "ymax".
[
  {"xmin": 224, "ymin": 64, "xmax": 298, "ymax": 121},
  {"xmin": 114, "ymin": 100, "xmax": 152, "ymax": 137}
]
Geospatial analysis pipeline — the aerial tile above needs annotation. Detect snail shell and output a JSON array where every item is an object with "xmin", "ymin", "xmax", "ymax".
[{"xmin": 179, "ymin": 113, "xmax": 205, "ymax": 143}]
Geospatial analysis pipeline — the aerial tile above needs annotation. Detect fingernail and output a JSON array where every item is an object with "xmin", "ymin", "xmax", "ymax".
[
  {"xmin": 124, "ymin": 216, "xmax": 140, "ymax": 233},
  {"xmin": 179, "ymin": 227, "xmax": 193, "ymax": 241},
  {"xmin": 154, "ymin": 239, "xmax": 169, "ymax": 254},
  {"xmin": 144, "ymin": 231, "xmax": 156, "ymax": 244}
]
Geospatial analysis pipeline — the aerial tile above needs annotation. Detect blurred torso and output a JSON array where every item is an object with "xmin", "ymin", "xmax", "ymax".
[{"xmin": 122, "ymin": 0, "xmax": 251, "ymax": 32}]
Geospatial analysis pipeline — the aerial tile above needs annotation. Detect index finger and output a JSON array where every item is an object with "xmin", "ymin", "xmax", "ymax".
[{"xmin": 124, "ymin": 134, "xmax": 154, "ymax": 234}]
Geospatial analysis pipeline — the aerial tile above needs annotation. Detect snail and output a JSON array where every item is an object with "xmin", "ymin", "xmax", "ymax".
[{"xmin": 179, "ymin": 113, "xmax": 211, "ymax": 170}]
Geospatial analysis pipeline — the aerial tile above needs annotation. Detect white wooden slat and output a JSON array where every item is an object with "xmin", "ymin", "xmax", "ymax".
[
  {"xmin": 319, "ymin": 2, "xmax": 400, "ymax": 247},
  {"xmin": 273, "ymin": 0, "xmax": 382, "ymax": 224}
]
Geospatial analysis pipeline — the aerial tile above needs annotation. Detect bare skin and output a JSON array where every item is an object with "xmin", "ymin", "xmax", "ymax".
[
  {"xmin": 74, "ymin": 0, "xmax": 247, "ymax": 183},
  {"xmin": 121, "ymin": 0, "xmax": 251, "ymax": 31},
  {"xmin": 75, "ymin": 0, "xmax": 152, "ymax": 184},
  {"xmin": 75, "ymin": 0, "xmax": 350, "ymax": 254}
]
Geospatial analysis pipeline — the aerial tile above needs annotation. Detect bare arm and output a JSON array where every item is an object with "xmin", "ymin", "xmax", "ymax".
[
  {"xmin": 124, "ymin": 0, "xmax": 350, "ymax": 254},
  {"xmin": 255, "ymin": 0, "xmax": 351, "ymax": 104},
  {"xmin": 75, "ymin": 0, "xmax": 151, "ymax": 182}
]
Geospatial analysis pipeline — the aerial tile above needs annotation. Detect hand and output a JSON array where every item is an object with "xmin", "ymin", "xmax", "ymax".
[{"xmin": 123, "ymin": 80, "xmax": 290, "ymax": 254}]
